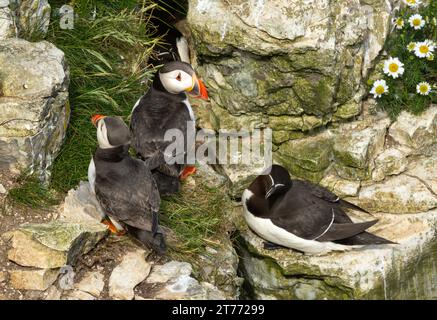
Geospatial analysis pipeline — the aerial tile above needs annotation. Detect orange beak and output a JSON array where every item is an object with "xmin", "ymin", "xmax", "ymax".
[
  {"xmin": 91, "ymin": 114, "xmax": 105, "ymax": 127},
  {"xmin": 187, "ymin": 74, "xmax": 209, "ymax": 101}
]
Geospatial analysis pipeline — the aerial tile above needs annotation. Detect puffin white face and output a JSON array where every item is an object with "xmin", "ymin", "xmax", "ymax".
[
  {"xmin": 96, "ymin": 118, "xmax": 113, "ymax": 149},
  {"xmin": 159, "ymin": 69, "xmax": 194, "ymax": 94},
  {"xmin": 91, "ymin": 115, "xmax": 131, "ymax": 149}
]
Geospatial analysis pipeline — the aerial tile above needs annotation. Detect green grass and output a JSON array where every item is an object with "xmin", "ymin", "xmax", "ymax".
[
  {"xmin": 7, "ymin": 173, "xmax": 59, "ymax": 209},
  {"xmin": 369, "ymin": 2, "xmax": 437, "ymax": 119},
  {"xmin": 45, "ymin": 0, "xmax": 160, "ymax": 192},
  {"xmin": 160, "ymin": 179, "xmax": 232, "ymax": 261}
]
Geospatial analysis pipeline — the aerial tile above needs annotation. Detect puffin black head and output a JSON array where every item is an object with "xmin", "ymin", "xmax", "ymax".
[
  {"xmin": 248, "ymin": 165, "xmax": 291, "ymax": 199},
  {"xmin": 158, "ymin": 61, "xmax": 209, "ymax": 100},
  {"xmin": 91, "ymin": 115, "xmax": 131, "ymax": 149}
]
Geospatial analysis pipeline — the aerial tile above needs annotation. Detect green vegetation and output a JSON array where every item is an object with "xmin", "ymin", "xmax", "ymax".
[
  {"xmin": 45, "ymin": 0, "xmax": 160, "ymax": 192},
  {"xmin": 369, "ymin": 2, "xmax": 436, "ymax": 119},
  {"xmin": 160, "ymin": 180, "xmax": 232, "ymax": 259},
  {"xmin": 7, "ymin": 173, "xmax": 59, "ymax": 209}
]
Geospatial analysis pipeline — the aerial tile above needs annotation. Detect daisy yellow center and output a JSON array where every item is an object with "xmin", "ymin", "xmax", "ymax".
[
  {"xmin": 389, "ymin": 63, "xmax": 399, "ymax": 72},
  {"xmin": 396, "ymin": 19, "xmax": 403, "ymax": 25},
  {"xmin": 409, "ymin": 0, "xmax": 416, "ymax": 4},
  {"xmin": 408, "ymin": 44, "xmax": 415, "ymax": 50},
  {"xmin": 419, "ymin": 45, "xmax": 429, "ymax": 54},
  {"xmin": 413, "ymin": 19, "xmax": 421, "ymax": 26},
  {"xmin": 419, "ymin": 85, "xmax": 429, "ymax": 93},
  {"xmin": 375, "ymin": 86, "xmax": 385, "ymax": 95}
]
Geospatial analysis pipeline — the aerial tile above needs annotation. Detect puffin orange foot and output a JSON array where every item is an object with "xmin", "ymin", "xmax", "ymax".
[
  {"xmin": 179, "ymin": 166, "xmax": 196, "ymax": 180},
  {"xmin": 101, "ymin": 218, "xmax": 126, "ymax": 236}
]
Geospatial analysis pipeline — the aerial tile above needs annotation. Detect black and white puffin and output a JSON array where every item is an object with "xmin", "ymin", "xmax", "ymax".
[
  {"xmin": 242, "ymin": 165, "xmax": 394, "ymax": 255},
  {"xmin": 148, "ymin": 0, "xmax": 190, "ymax": 66},
  {"xmin": 130, "ymin": 61, "xmax": 208, "ymax": 196},
  {"xmin": 88, "ymin": 114, "xmax": 166, "ymax": 254}
]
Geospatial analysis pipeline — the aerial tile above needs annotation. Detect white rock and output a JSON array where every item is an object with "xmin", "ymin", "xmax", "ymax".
[
  {"xmin": 109, "ymin": 250, "xmax": 151, "ymax": 300},
  {"xmin": 60, "ymin": 181, "xmax": 106, "ymax": 224},
  {"xmin": 74, "ymin": 271, "xmax": 105, "ymax": 298},
  {"xmin": 320, "ymin": 173, "xmax": 361, "ymax": 197},
  {"xmin": 0, "ymin": 38, "xmax": 69, "ymax": 181},
  {"xmin": 0, "ymin": 183, "xmax": 6, "ymax": 194},
  {"xmin": 389, "ymin": 105, "xmax": 437, "ymax": 151},
  {"xmin": 359, "ymin": 175, "xmax": 437, "ymax": 213},
  {"xmin": 406, "ymin": 155, "xmax": 437, "ymax": 194},
  {"xmin": 146, "ymin": 261, "xmax": 192, "ymax": 284},
  {"xmin": 372, "ymin": 148, "xmax": 408, "ymax": 182}
]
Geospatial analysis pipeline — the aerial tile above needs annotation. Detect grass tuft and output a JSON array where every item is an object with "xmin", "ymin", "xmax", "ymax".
[
  {"xmin": 46, "ymin": 0, "xmax": 160, "ymax": 192},
  {"xmin": 160, "ymin": 180, "xmax": 232, "ymax": 261},
  {"xmin": 7, "ymin": 173, "xmax": 59, "ymax": 209}
]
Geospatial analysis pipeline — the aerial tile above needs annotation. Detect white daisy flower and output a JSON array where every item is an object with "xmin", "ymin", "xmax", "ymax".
[
  {"xmin": 403, "ymin": 0, "xmax": 422, "ymax": 8},
  {"xmin": 416, "ymin": 82, "xmax": 431, "ymax": 95},
  {"xmin": 414, "ymin": 40, "xmax": 435, "ymax": 58},
  {"xmin": 407, "ymin": 42, "xmax": 416, "ymax": 52},
  {"xmin": 394, "ymin": 17, "xmax": 404, "ymax": 29},
  {"xmin": 370, "ymin": 80, "xmax": 389, "ymax": 98},
  {"xmin": 409, "ymin": 14, "xmax": 425, "ymax": 29},
  {"xmin": 383, "ymin": 57, "xmax": 405, "ymax": 79}
]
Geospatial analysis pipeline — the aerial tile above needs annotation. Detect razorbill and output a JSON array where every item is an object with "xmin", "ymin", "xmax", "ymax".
[{"xmin": 242, "ymin": 165, "xmax": 395, "ymax": 255}]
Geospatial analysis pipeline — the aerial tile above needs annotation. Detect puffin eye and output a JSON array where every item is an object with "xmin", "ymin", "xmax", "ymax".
[{"xmin": 176, "ymin": 73, "xmax": 182, "ymax": 81}]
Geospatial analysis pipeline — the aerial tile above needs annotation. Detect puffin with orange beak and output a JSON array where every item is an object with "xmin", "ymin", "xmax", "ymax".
[
  {"xmin": 130, "ymin": 61, "xmax": 209, "ymax": 196},
  {"xmin": 88, "ymin": 115, "xmax": 167, "ymax": 254}
]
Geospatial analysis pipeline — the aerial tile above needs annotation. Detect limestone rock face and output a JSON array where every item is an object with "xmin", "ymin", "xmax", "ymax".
[
  {"xmin": 13, "ymin": 0, "xmax": 51, "ymax": 38},
  {"xmin": 0, "ymin": 38, "xmax": 69, "ymax": 181},
  {"xmin": 188, "ymin": 0, "xmax": 397, "ymax": 131}
]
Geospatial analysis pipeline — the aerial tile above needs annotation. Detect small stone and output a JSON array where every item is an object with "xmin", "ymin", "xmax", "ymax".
[
  {"xmin": 146, "ymin": 261, "xmax": 192, "ymax": 284},
  {"xmin": 44, "ymin": 285, "xmax": 62, "ymax": 300},
  {"xmin": 0, "ymin": 183, "xmax": 6, "ymax": 194},
  {"xmin": 0, "ymin": 271, "xmax": 7, "ymax": 282},
  {"xmin": 64, "ymin": 290, "xmax": 96, "ymax": 300},
  {"xmin": 9, "ymin": 268, "xmax": 59, "ymax": 291},
  {"xmin": 74, "ymin": 271, "xmax": 105, "ymax": 298},
  {"xmin": 109, "ymin": 249, "xmax": 151, "ymax": 300}
]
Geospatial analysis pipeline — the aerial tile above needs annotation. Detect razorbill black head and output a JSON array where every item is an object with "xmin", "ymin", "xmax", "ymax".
[
  {"xmin": 158, "ymin": 61, "xmax": 208, "ymax": 100},
  {"xmin": 249, "ymin": 165, "xmax": 292, "ymax": 199},
  {"xmin": 92, "ymin": 115, "xmax": 131, "ymax": 149}
]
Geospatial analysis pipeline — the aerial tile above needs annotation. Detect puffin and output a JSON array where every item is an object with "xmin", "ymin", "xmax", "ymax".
[
  {"xmin": 130, "ymin": 61, "xmax": 208, "ymax": 196},
  {"xmin": 88, "ymin": 114, "xmax": 166, "ymax": 254},
  {"xmin": 148, "ymin": 0, "xmax": 190, "ymax": 66},
  {"xmin": 242, "ymin": 165, "xmax": 395, "ymax": 255}
]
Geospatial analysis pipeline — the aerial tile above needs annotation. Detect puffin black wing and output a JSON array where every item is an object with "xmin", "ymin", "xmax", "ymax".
[{"xmin": 95, "ymin": 156, "xmax": 160, "ymax": 231}]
